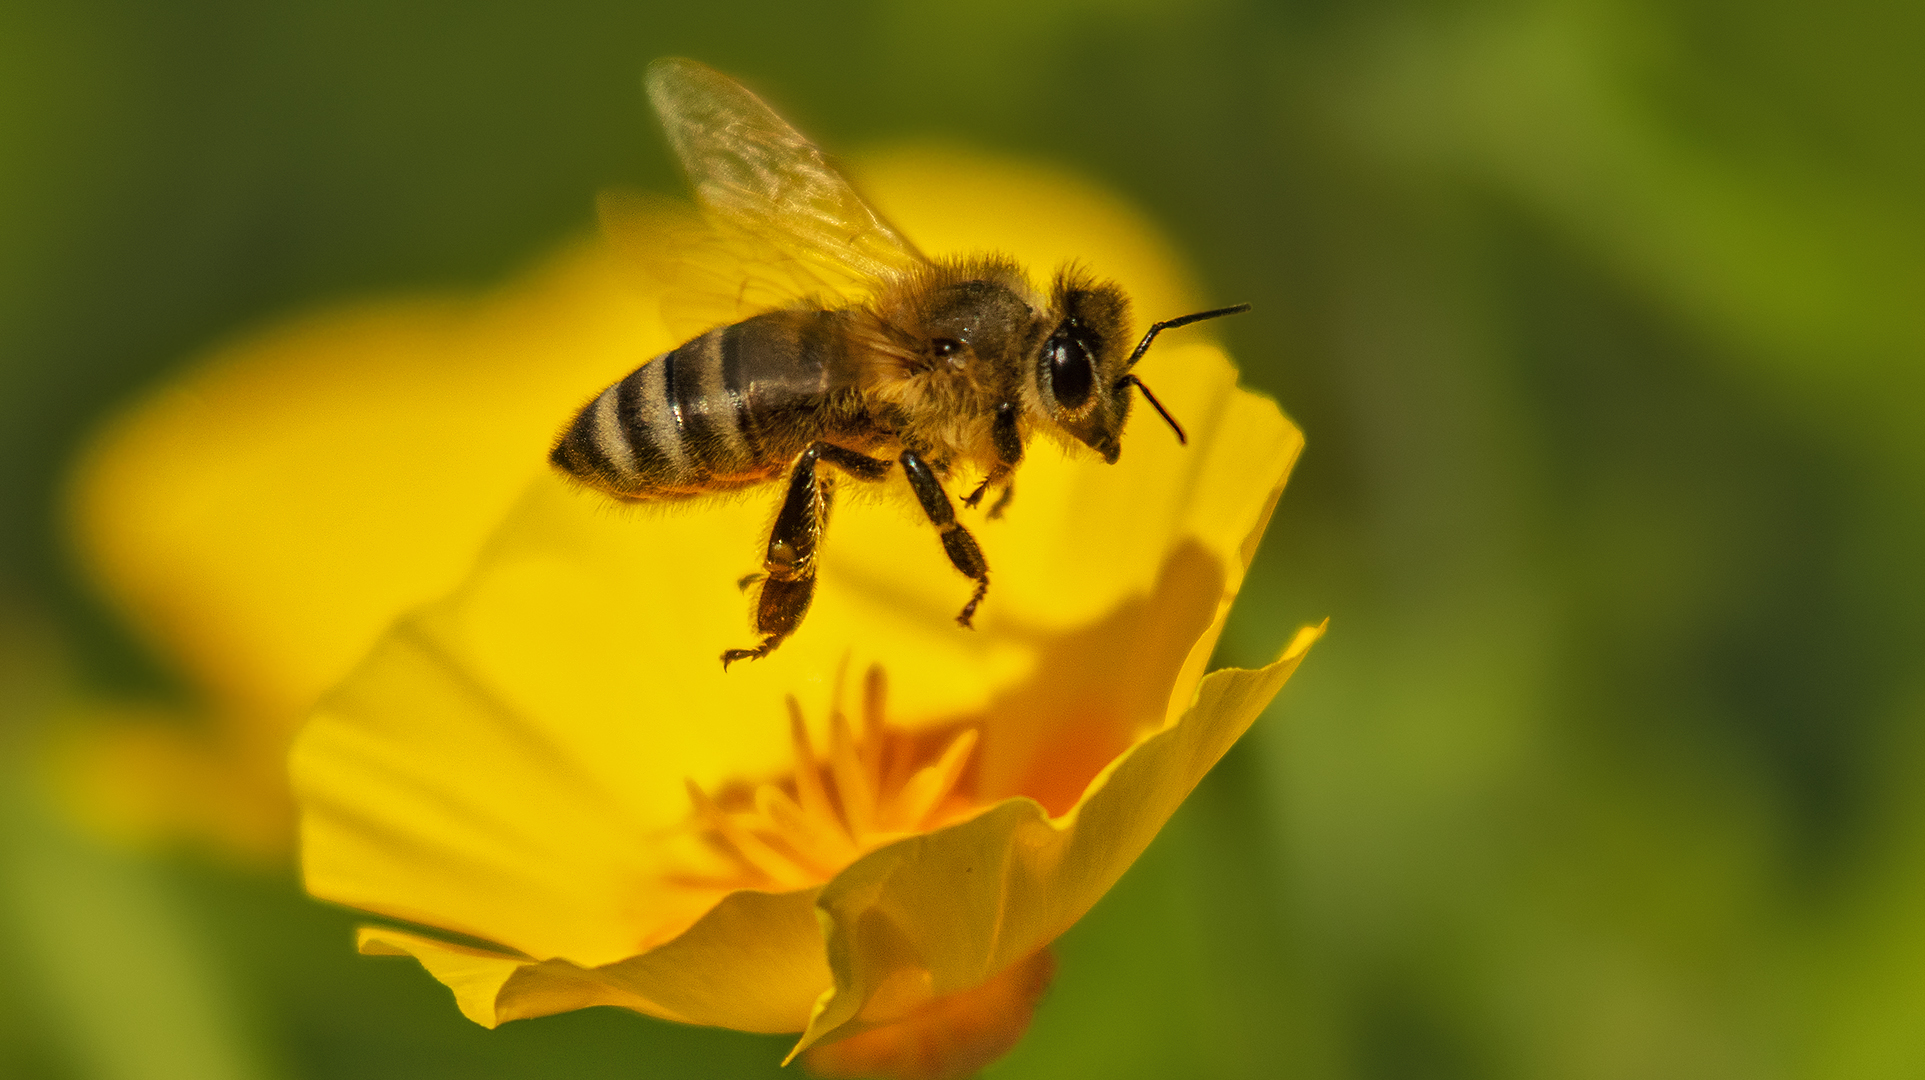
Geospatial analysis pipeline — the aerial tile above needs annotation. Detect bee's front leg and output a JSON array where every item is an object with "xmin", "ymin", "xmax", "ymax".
[
  {"xmin": 722, "ymin": 443, "xmax": 893, "ymax": 669},
  {"xmin": 963, "ymin": 467, "xmax": 1008, "ymax": 511},
  {"xmin": 901, "ymin": 449, "xmax": 990, "ymax": 629},
  {"xmin": 986, "ymin": 481, "xmax": 1016, "ymax": 519},
  {"xmin": 963, "ymin": 470, "xmax": 1016, "ymax": 519},
  {"xmin": 963, "ymin": 402, "xmax": 1022, "ymax": 520}
]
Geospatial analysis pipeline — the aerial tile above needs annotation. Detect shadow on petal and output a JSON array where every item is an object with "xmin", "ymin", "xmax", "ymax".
[
  {"xmin": 960, "ymin": 539, "xmax": 1228, "ymax": 815},
  {"xmin": 802, "ymin": 950, "xmax": 1057, "ymax": 1080}
]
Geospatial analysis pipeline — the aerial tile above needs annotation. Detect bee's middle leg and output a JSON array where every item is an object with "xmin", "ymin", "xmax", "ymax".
[
  {"xmin": 722, "ymin": 443, "xmax": 893, "ymax": 669},
  {"xmin": 814, "ymin": 442, "xmax": 894, "ymax": 482},
  {"xmin": 901, "ymin": 449, "xmax": 990, "ymax": 629}
]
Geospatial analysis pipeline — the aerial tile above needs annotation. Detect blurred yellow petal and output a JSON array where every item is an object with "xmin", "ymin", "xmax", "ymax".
[
  {"xmin": 65, "ymin": 238, "xmax": 674, "ymax": 854},
  {"xmin": 48, "ymin": 704, "xmax": 290, "ymax": 859}
]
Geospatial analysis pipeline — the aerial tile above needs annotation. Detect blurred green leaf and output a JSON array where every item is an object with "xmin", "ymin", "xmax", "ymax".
[{"xmin": 0, "ymin": 782, "xmax": 275, "ymax": 1080}]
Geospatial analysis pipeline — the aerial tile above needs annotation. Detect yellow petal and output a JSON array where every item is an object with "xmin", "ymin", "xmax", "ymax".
[
  {"xmin": 357, "ymin": 879, "xmax": 829, "ymax": 1032},
  {"xmin": 793, "ymin": 624, "xmax": 1323, "ymax": 1055}
]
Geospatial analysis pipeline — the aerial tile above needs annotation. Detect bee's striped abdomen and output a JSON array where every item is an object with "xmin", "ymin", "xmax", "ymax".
[{"xmin": 550, "ymin": 310, "xmax": 846, "ymax": 499}]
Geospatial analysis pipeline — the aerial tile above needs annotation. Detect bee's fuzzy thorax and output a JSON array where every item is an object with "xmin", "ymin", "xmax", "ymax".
[
  {"xmin": 850, "ymin": 253, "xmax": 1053, "ymax": 471},
  {"xmin": 550, "ymin": 58, "xmax": 1175, "ymax": 664}
]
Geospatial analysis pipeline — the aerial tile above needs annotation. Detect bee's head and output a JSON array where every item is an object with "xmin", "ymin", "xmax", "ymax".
[
  {"xmin": 1035, "ymin": 272, "xmax": 1135, "ymax": 462},
  {"xmin": 1036, "ymin": 268, "xmax": 1249, "ymax": 463}
]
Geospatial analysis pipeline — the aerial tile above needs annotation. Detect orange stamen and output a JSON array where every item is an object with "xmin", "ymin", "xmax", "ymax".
[{"xmin": 676, "ymin": 666, "xmax": 981, "ymax": 893}]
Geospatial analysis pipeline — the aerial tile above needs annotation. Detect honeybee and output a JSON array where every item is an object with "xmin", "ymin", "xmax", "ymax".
[{"xmin": 551, "ymin": 58, "xmax": 1249, "ymax": 667}]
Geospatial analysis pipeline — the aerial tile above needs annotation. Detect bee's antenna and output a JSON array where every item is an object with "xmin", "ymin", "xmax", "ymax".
[
  {"xmin": 1124, "ymin": 303, "xmax": 1252, "ymax": 370},
  {"xmin": 1123, "ymin": 375, "xmax": 1187, "ymax": 445},
  {"xmin": 1115, "ymin": 303, "xmax": 1248, "ymax": 445}
]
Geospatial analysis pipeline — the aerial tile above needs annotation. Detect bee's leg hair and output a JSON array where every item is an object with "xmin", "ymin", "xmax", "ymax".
[
  {"xmin": 721, "ymin": 443, "xmax": 892, "ymax": 669},
  {"xmin": 900, "ymin": 449, "xmax": 990, "ymax": 629},
  {"xmin": 814, "ymin": 443, "xmax": 893, "ymax": 482}
]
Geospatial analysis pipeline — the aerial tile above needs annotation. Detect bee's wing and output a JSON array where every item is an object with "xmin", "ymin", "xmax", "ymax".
[
  {"xmin": 644, "ymin": 58, "xmax": 927, "ymax": 293},
  {"xmin": 597, "ymin": 190, "xmax": 865, "ymax": 341}
]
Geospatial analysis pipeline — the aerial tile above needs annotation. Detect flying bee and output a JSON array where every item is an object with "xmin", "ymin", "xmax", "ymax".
[{"xmin": 550, "ymin": 58, "xmax": 1250, "ymax": 668}]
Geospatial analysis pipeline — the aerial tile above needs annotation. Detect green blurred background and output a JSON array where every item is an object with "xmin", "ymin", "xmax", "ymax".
[{"xmin": 3, "ymin": 0, "xmax": 1921, "ymax": 1076}]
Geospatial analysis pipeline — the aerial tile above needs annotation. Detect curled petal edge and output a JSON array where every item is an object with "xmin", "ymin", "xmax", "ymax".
[
  {"xmin": 358, "ymin": 883, "xmax": 831, "ymax": 1034},
  {"xmin": 791, "ymin": 621, "xmax": 1323, "ymax": 1056}
]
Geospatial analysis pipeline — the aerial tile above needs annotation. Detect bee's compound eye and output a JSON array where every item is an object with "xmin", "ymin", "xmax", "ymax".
[
  {"xmin": 1047, "ymin": 331, "xmax": 1094, "ymax": 409},
  {"xmin": 931, "ymin": 337, "xmax": 964, "ymax": 358}
]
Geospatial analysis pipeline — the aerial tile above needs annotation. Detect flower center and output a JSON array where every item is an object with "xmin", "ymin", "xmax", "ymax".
[{"xmin": 672, "ymin": 666, "xmax": 980, "ymax": 892}]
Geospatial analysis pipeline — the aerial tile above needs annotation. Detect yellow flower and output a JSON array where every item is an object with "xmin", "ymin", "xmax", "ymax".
[{"xmin": 289, "ymin": 149, "xmax": 1321, "ymax": 1074}]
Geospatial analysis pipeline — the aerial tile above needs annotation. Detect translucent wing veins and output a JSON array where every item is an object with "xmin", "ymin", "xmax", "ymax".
[{"xmin": 645, "ymin": 58, "xmax": 925, "ymax": 290}]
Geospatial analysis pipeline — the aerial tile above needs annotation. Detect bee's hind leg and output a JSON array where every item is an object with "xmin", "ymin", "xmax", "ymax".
[
  {"xmin": 721, "ymin": 443, "xmax": 893, "ymax": 669},
  {"xmin": 901, "ymin": 449, "xmax": 990, "ymax": 629},
  {"xmin": 722, "ymin": 446, "xmax": 827, "ymax": 669},
  {"xmin": 720, "ymin": 571, "xmax": 812, "ymax": 669}
]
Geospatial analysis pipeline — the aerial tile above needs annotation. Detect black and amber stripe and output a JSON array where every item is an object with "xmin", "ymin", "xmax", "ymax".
[{"xmin": 549, "ymin": 310, "xmax": 844, "ymax": 499}]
